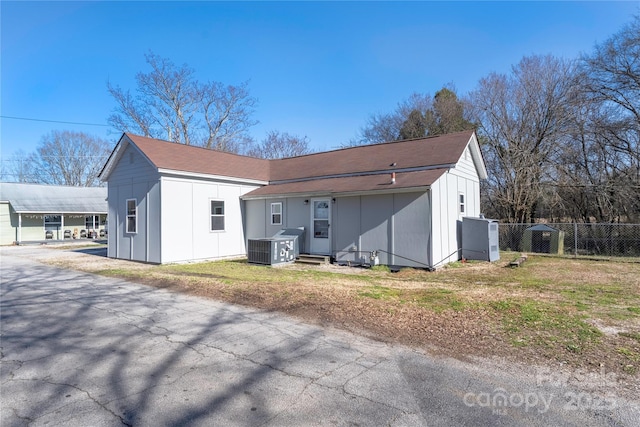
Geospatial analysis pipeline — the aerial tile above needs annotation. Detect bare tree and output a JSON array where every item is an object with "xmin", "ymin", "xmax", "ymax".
[
  {"xmin": 552, "ymin": 85, "xmax": 640, "ymax": 222},
  {"xmin": 468, "ymin": 55, "xmax": 577, "ymax": 223},
  {"xmin": 135, "ymin": 53, "xmax": 198, "ymax": 145},
  {"xmin": 106, "ymin": 85, "xmax": 154, "ymax": 137},
  {"xmin": 7, "ymin": 131, "xmax": 112, "ymax": 186},
  {"xmin": 1, "ymin": 150, "xmax": 36, "ymax": 183},
  {"xmin": 108, "ymin": 52, "xmax": 258, "ymax": 152},
  {"xmin": 581, "ymin": 15, "xmax": 640, "ymax": 154},
  {"xmin": 552, "ymin": 101, "xmax": 623, "ymax": 222},
  {"xmin": 199, "ymin": 81, "xmax": 257, "ymax": 151},
  {"xmin": 245, "ymin": 130, "xmax": 311, "ymax": 159},
  {"xmin": 573, "ymin": 15, "xmax": 640, "ymax": 222}
]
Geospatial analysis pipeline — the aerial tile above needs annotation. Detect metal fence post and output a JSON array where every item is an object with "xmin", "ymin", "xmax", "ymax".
[{"xmin": 574, "ymin": 222, "xmax": 578, "ymax": 258}]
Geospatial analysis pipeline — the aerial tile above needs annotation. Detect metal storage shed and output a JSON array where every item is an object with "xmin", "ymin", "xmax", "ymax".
[{"xmin": 521, "ymin": 224, "xmax": 564, "ymax": 254}]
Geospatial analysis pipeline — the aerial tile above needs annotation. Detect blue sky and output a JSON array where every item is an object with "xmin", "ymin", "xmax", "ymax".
[{"xmin": 1, "ymin": 1, "xmax": 638, "ymax": 158}]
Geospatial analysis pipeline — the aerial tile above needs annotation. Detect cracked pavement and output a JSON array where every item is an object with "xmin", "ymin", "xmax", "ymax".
[{"xmin": 1, "ymin": 246, "xmax": 639, "ymax": 426}]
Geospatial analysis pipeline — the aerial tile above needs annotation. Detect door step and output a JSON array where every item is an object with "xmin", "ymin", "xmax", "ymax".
[{"xmin": 296, "ymin": 254, "xmax": 330, "ymax": 265}]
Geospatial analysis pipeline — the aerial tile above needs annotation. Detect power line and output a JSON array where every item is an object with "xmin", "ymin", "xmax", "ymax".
[{"xmin": 0, "ymin": 115, "xmax": 109, "ymax": 127}]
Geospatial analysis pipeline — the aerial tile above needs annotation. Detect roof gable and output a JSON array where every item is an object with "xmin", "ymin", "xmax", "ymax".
[{"xmin": 100, "ymin": 134, "xmax": 271, "ymax": 183}]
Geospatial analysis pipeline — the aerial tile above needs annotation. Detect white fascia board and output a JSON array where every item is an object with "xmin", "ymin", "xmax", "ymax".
[
  {"xmin": 158, "ymin": 168, "xmax": 269, "ymax": 186},
  {"xmin": 98, "ymin": 134, "xmax": 128, "ymax": 181},
  {"xmin": 468, "ymin": 132, "xmax": 488, "ymax": 180},
  {"xmin": 241, "ymin": 186, "xmax": 431, "ymax": 200}
]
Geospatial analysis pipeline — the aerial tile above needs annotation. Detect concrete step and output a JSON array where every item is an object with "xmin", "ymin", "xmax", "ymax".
[{"xmin": 296, "ymin": 254, "xmax": 330, "ymax": 265}]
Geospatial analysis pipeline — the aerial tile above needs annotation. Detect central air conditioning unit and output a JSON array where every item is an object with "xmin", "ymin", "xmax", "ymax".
[
  {"xmin": 247, "ymin": 227, "xmax": 306, "ymax": 266},
  {"xmin": 247, "ymin": 238, "xmax": 295, "ymax": 265}
]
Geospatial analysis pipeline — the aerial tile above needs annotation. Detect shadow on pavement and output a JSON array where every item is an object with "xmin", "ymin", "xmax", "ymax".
[
  {"xmin": 0, "ymin": 261, "xmax": 337, "ymax": 426},
  {"xmin": 73, "ymin": 246, "xmax": 108, "ymax": 257}
]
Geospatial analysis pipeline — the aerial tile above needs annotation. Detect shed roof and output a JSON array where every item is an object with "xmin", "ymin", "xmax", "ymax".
[
  {"xmin": 269, "ymin": 130, "xmax": 475, "ymax": 182},
  {"xmin": 243, "ymin": 168, "xmax": 448, "ymax": 198},
  {"xmin": 0, "ymin": 182, "xmax": 107, "ymax": 214},
  {"xmin": 525, "ymin": 224, "xmax": 559, "ymax": 232}
]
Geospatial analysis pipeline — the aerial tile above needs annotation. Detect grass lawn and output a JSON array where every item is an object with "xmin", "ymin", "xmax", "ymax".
[{"xmin": 57, "ymin": 249, "xmax": 640, "ymax": 378}]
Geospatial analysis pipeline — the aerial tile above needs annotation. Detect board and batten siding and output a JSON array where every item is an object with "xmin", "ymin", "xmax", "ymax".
[
  {"xmin": 244, "ymin": 199, "xmax": 267, "ymax": 240},
  {"xmin": 450, "ymin": 145, "xmax": 481, "ymax": 218},
  {"xmin": 334, "ymin": 192, "xmax": 431, "ymax": 268},
  {"xmin": 247, "ymin": 192, "xmax": 431, "ymax": 268},
  {"xmin": 359, "ymin": 194, "xmax": 395, "ymax": 266},
  {"xmin": 160, "ymin": 176, "xmax": 260, "ymax": 263},
  {"xmin": 106, "ymin": 143, "xmax": 162, "ymax": 263},
  {"xmin": 244, "ymin": 197, "xmax": 310, "ymax": 253},
  {"xmin": 430, "ymin": 143, "xmax": 482, "ymax": 267}
]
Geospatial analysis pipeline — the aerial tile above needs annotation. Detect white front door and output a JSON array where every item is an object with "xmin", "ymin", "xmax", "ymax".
[{"xmin": 310, "ymin": 198, "xmax": 331, "ymax": 254}]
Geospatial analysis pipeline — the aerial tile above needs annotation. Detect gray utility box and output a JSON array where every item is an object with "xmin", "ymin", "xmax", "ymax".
[
  {"xmin": 247, "ymin": 237, "xmax": 297, "ymax": 265},
  {"xmin": 272, "ymin": 227, "xmax": 305, "ymax": 257},
  {"xmin": 461, "ymin": 217, "xmax": 500, "ymax": 262}
]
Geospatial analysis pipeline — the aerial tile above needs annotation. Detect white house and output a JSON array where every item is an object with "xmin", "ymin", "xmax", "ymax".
[
  {"xmin": 0, "ymin": 182, "xmax": 107, "ymax": 245},
  {"xmin": 99, "ymin": 130, "xmax": 487, "ymax": 267}
]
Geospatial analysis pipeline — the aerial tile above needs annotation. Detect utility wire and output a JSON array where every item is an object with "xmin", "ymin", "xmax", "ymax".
[{"xmin": 0, "ymin": 115, "xmax": 109, "ymax": 127}]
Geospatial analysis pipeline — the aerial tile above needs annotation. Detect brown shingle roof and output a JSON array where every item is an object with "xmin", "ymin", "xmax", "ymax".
[
  {"xmin": 243, "ymin": 168, "xmax": 448, "ymax": 198},
  {"xmin": 112, "ymin": 130, "xmax": 476, "ymax": 196},
  {"xmin": 269, "ymin": 130, "xmax": 473, "ymax": 181},
  {"xmin": 126, "ymin": 134, "xmax": 271, "ymax": 182}
]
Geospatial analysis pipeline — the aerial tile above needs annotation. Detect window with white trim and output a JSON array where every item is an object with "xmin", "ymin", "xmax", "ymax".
[
  {"xmin": 126, "ymin": 199, "xmax": 137, "ymax": 233},
  {"xmin": 271, "ymin": 202, "xmax": 282, "ymax": 225},
  {"xmin": 210, "ymin": 200, "xmax": 225, "ymax": 231},
  {"xmin": 459, "ymin": 193, "xmax": 465, "ymax": 214},
  {"xmin": 44, "ymin": 215, "xmax": 61, "ymax": 231}
]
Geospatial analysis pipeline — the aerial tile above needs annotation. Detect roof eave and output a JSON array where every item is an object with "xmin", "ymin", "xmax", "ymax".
[
  {"xmin": 99, "ymin": 133, "xmax": 127, "ymax": 181},
  {"xmin": 268, "ymin": 163, "xmax": 457, "ymax": 186},
  {"xmin": 469, "ymin": 131, "xmax": 488, "ymax": 180},
  {"xmin": 12, "ymin": 210, "xmax": 108, "ymax": 214},
  {"xmin": 158, "ymin": 169, "xmax": 268, "ymax": 186},
  {"xmin": 241, "ymin": 185, "xmax": 431, "ymax": 200}
]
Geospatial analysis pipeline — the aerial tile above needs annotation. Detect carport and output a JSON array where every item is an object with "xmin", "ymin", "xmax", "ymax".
[{"xmin": 0, "ymin": 182, "xmax": 107, "ymax": 245}]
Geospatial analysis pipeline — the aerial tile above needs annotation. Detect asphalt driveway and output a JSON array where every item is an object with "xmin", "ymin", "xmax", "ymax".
[{"xmin": 1, "ymin": 247, "xmax": 638, "ymax": 426}]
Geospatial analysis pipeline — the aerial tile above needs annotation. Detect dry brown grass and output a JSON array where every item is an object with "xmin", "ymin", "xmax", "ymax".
[{"xmin": 43, "ymin": 247, "xmax": 640, "ymax": 381}]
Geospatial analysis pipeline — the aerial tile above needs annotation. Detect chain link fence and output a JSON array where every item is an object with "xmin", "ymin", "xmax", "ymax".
[{"xmin": 499, "ymin": 223, "xmax": 640, "ymax": 258}]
